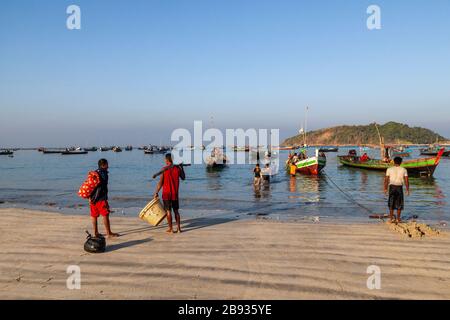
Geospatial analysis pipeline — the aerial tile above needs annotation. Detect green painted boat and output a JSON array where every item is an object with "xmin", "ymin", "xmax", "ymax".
[
  {"xmin": 338, "ymin": 149, "xmax": 445, "ymax": 177},
  {"xmin": 286, "ymin": 149, "xmax": 327, "ymax": 175}
]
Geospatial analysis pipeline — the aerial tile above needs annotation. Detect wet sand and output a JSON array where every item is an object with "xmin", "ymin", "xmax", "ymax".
[{"xmin": 0, "ymin": 208, "xmax": 449, "ymax": 299}]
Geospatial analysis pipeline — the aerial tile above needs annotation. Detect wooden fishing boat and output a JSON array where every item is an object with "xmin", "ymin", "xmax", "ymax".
[
  {"xmin": 318, "ymin": 147, "xmax": 339, "ymax": 152},
  {"xmin": 286, "ymin": 149, "xmax": 326, "ymax": 175},
  {"xmin": 61, "ymin": 149, "xmax": 88, "ymax": 155},
  {"xmin": 206, "ymin": 147, "xmax": 227, "ymax": 169},
  {"xmin": 338, "ymin": 149, "xmax": 445, "ymax": 177},
  {"xmin": 0, "ymin": 150, "xmax": 14, "ymax": 156},
  {"xmin": 83, "ymin": 147, "xmax": 98, "ymax": 152},
  {"xmin": 420, "ymin": 145, "xmax": 450, "ymax": 157},
  {"xmin": 42, "ymin": 149, "xmax": 64, "ymax": 154},
  {"xmin": 277, "ymin": 146, "xmax": 298, "ymax": 150},
  {"xmin": 112, "ymin": 146, "xmax": 122, "ymax": 152}
]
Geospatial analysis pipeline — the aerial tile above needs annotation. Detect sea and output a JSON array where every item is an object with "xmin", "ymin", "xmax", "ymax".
[{"xmin": 1, "ymin": 147, "xmax": 449, "ymax": 224}]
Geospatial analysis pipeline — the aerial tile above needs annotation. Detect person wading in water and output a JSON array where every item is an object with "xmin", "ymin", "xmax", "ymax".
[
  {"xmin": 154, "ymin": 153, "xmax": 186, "ymax": 233},
  {"xmin": 384, "ymin": 157, "xmax": 410, "ymax": 222}
]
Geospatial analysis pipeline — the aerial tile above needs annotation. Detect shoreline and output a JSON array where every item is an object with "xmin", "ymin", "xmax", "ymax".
[{"xmin": 1, "ymin": 208, "xmax": 449, "ymax": 299}]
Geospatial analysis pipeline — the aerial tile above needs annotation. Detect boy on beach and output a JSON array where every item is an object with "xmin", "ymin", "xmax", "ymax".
[
  {"xmin": 90, "ymin": 159, "xmax": 119, "ymax": 238},
  {"xmin": 154, "ymin": 154, "xmax": 186, "ymax": 233},
  {"xmin": 384, "ymin": 157, "xmax": 410, "ymax": 222}
]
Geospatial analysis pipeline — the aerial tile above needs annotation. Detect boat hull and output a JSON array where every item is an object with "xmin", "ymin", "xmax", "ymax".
[
  {"xmin": 287, "ymin": 156, "xmax": 326, "ymax": 176},
  {"xmin": 420, "ymin": 150, "xmax": 450, "ymax": 157}
]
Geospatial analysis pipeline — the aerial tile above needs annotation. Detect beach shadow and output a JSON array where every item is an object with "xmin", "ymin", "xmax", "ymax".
[
  {"xmin": 106, "ymin": 237, "xmax": 152, "ymax": 252},
  {"xmin": 180, "ymin": 216, "xmax": 238, "ymax": 233},
  {"xmin": 117, "ymin": 215, "xmax": 238, "ymax": 236}
]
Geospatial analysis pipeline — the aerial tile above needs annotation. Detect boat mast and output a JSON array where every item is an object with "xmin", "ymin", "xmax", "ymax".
[
  {"xmin": 304, "ymin": 106, "xmax": 308, "ymax": 147},
  {"xmin": 374, "ymin": 122, "xmax": 385, "ymax": 158}
]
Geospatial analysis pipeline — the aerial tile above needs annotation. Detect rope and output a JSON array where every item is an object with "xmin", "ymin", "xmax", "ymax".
[{"xmin": 322, "ymin": 171, "xmax": 375, "ymax": 215}]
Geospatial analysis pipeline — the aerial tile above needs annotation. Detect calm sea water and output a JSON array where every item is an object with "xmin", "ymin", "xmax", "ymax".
[{"xmin": 1, "ymin": 148, "xmax": 449, "ymax": 223}]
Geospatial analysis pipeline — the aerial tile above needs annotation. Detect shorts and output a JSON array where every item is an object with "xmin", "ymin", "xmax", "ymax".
[
  {"xmin": 90, "ymin": 200, "xmax": 110, "ymax": 218},
  {"xmin": 163, "ymin": 200, "xmax": 179, "ymax": 211},
  {"xmin": 388, "ymin": 185, "xmax": 404, "ymax": 210}
]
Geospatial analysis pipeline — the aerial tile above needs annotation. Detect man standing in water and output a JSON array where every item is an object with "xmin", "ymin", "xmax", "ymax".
[
  {"xmin": 154, "ymin": 154, "xmax": 186, "ymax": 233},
  {"xmin": 90, "ymin": 159, "xmax": 119, "ymax": 238},
  {"xmin": 384, "ymin": 157, "xmax": 410, "ymax": 222}
]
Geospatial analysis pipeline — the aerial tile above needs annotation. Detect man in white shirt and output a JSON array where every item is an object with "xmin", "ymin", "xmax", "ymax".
[{"xmin": 384, "ymin": 157, "xmax": 410, "ymax": 222}]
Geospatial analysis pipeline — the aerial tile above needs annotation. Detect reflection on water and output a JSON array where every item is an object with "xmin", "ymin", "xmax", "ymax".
[{"xmin": 0, "ymin": 148, "xmax": 449, "ymax": 222}]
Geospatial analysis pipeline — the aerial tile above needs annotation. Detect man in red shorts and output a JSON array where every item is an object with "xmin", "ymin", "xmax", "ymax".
[
  {"xmin": 90, "ymin": 159, "xmax": 119, "ymax": 238},
  {"xmin": 154, "ymin": 153, "xmax": 186, "ymax": 233}
]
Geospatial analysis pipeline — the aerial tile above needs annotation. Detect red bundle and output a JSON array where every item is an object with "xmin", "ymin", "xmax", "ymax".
[{"xmin": 78, "ymin": 171, "xmax": 101, "ymax": 199}]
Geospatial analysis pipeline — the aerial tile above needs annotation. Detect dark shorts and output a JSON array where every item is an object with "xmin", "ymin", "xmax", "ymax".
[
  {"xmin": 90, "ymin": 200, "xmax": 110, "ymax": 218},
  {"xmin": 163, "ymin": 200, "xmax": 179, "ymax": 211},
  {"xmin": 388, "ymin": 185, "xmax": 404, "ymax": 210}
]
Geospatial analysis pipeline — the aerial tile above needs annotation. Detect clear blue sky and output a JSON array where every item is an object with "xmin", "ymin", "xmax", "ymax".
[{"xmin": 1, "ymin": 0, "xmax": 449, "ymax": 147}]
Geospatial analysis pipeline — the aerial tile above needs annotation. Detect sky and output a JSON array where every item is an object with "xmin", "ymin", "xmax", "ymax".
[{"xmin": 1, "ymin": 0, "xmax": 449, "ymax": 147}]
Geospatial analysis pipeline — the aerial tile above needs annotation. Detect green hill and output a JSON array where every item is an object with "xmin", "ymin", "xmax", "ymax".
[{"xmin": 282, "ymin": 122, "xmax": 447, "ymax": 146}]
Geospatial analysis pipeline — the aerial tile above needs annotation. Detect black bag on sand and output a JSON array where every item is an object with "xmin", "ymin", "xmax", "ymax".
[{"xmin": 84, "ymin": 231, "xmax": 106, "ymax": 253}]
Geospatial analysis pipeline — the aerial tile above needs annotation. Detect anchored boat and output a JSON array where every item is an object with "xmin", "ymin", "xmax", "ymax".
[
  {"xmin": 338, "ymin": 148, "xmax": 445, "ymax": 177},
  {"xmin": 206, "ymin": 147, "xmax": 227, "ymax": 169},
  {"xmin": 420, "ymin": 145, "xmax": 450, "ymax": 157},
  {"xmin": 0, "ymin": 149, "xmax": 14, "ymax": 156},
  {"xmin": 286, "ymin": 149, "xmax": 326, "ymax": 175}
]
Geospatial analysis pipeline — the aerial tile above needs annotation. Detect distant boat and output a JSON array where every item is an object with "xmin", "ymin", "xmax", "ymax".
[
  {"xmin": 0, "ymin": 150, "xmax": 14, "ymax": 156},
  {"xmin": 391, "ymin": 146, "xmax": 411, "ymax": 158},
  {"xmin": 112, "ymin": 146, "xmax": 122, "ymax": 152},
  {"xmin": 420, "ymin": 145, "xmax": 450, "ymax": 157},
  {"xmin": 61, "ymin": 149, "xmax": 88, "ymax": 155},
  {"xmin": 318, "ymin": 147, "xmax": 339, "ymax": 152},
  {"xmin": 278, "ymin": 146, "xmax": 298, "ymax": 151},
  {"xmin": 338, "ymin": 148, "xmax": 445, "ymax": 177},
  {"xmin": 125, "ymin": 145, "xmax": 133, "ymax": 151},
  {"xmin": 83, "ymin": 147, "xmax": 98, "ymax": 152},
  {"xmin": 206, "ymin": 147, "xmax": 227, "ymax": 169},
  {"xmin": 42, "ymin": 148, "xmax": 64, "ymax": 154},
  {"xmin": 100, "ymin": 147, "xmax": 111, "ymax": 152}
]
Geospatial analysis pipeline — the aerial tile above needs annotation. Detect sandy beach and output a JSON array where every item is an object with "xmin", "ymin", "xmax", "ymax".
[{"xmin": 0, "ymin": 208, "xmax": 449, "ymax": 300}]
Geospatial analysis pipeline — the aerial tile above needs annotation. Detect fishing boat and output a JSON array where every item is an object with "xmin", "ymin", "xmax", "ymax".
[
  {"xmin": 338, "ymin": 124, "xmax": 444, "ymax": 177},
  {"xmin": 125, "ymin": 145, "xmax": 133, "ymax": 151},
  {"xmin": 318, "ymin": 146, "xmax": 339, "ymax": 152},
  {"xmin": 0, "ymin": 149, "xmax": 14, "ymax": 156},
  {"xmin": 286, "ymin": 149, "xmax": 327, "ymax": 175},
  {"xmin": 61, "ymin": 148, "xmax": 88, "ymax": 155},
  {"xmin": 206, "ymin": 147, "xmax": 227, "ymax": 169},
  {"xmin": 100, "ymin": 147, "xmax": 111, "ymax": 152},
  {"xmin": 277, "ymin": 146, "xmax": 298, "ymax": 151},
  {"xmin": 83, "ymin": 147, "xmax": 98, "ymax": 152},
  {"xmin": 391, "ymin": 146, "xmax": 411, "ymax": 158},
  {"xmin": 286, "ymin": 107, "xmax": 326, "ymax": 175},
  {"xmin": 420, "ymin": 145, "xmax": 450, "ymax": 157},
  {"xmin": 42, "ymin": 148, "xmax": 65, "ymax": 154},
  {"xmin": 338, "ymin": 148, "xmax": 444, "ymax": 177},
  {"xmin": 112, "ymin": 146, "xmax": 122, "ymax": 152}
]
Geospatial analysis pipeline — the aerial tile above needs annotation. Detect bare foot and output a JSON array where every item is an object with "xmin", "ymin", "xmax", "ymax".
[
  {"xmin": 107, "ymin": 232, "xmax": 120, "ymax": 238},
  {"xmin": 166, "ymin": 229, "xmax": 174, "ymax": 234}
]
